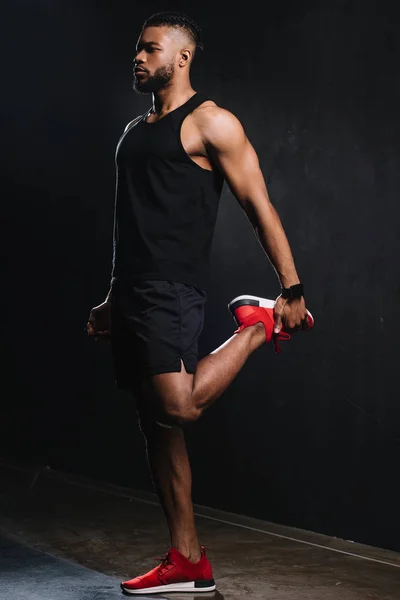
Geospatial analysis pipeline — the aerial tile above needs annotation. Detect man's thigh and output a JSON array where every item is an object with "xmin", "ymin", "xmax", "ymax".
[
  {"xmin": 111, "ymin": 279, "xmax": 206, "ymax": 393},
  {"xmin": 141, "ymin": 359, "xmax": 194, "ymax": 415}
]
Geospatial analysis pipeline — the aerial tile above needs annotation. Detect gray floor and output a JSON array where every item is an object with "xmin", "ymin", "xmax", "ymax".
[
  {"xmin": 0, "ymin": 532, "xmax": 126, "ymax": 600},
  {"xmin": 0, "ymin": 461, "xmax": 399, "ymax": 599}
]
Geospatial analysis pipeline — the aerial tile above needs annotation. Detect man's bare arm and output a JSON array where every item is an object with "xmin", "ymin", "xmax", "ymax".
[{"xmin": 200, "ymin": 107, "xmax": 300, "ymax": 289}]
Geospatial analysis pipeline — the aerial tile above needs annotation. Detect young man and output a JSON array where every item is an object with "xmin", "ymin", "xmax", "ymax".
[{"xmin": 87, "ymin": 11, "xmax": 313, "ymax": 595}]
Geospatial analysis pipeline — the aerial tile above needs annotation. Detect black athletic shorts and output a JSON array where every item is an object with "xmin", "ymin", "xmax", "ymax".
[{"xmin": 110, "ymin": 279, "xmax": 207, "ymax": 391}]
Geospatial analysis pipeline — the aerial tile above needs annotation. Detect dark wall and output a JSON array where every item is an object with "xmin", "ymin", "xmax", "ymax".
[{"xmin": 2, "ymin": 1, "xmax": 400, "ymax": 552}]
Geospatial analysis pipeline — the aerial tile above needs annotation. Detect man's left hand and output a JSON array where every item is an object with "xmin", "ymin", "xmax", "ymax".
[{"xmin": 273, "ymin": 295, "xmax": 309, "ymax": 334}]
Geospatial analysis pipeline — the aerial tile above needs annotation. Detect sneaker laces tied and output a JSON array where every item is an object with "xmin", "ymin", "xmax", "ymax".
[{"xmin": 153, "ymin": 552, "xmax": 173, "ymax": 575}]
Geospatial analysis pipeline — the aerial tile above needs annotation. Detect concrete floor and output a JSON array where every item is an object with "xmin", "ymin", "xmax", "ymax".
[{"xmin": 0, "ymin": 460, "xmax": 399, "ymax": 599}]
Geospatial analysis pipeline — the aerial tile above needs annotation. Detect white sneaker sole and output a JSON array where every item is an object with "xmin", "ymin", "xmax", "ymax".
[
  {"xmin": 228, "ymin": 294, "xmax": 314, "ymax": 324},
  {"xmin": 228, "ymin": 294, "xmax": 276, "ymax": 310},
  {"xmin": 121, "ymin": 579, "xmax": 216, "ymax": 594}
]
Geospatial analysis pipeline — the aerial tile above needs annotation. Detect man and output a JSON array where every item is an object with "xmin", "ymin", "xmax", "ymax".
[{"xmin": 87, "ymin": 10, "xmax": 313, "ymax": 595}]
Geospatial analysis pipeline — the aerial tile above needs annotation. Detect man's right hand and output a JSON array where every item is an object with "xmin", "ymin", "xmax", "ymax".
[{"xmin": 87, "ymin": 301, "xmax": 111, "ymax": 341}]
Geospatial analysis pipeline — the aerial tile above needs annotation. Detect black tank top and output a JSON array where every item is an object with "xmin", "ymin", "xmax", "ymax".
[{"xmin": 111, "ymin": 92, "xmax": 224, "ymax": 290}]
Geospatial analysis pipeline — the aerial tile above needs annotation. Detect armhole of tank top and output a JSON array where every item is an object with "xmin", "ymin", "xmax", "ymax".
[{"xmin": 177, "ymin": 99, "xmax": 215, "ymax": 175}]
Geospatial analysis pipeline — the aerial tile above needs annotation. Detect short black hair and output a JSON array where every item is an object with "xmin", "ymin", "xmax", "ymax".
[{"xmin": 142, "ymin": 11, "xmax": 204, "ymax": 51}]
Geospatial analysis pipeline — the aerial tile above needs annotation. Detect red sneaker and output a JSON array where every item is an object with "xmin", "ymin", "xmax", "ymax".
[
  {"xmin": 228, "ymin": 294, "xmax": 314, "ymax": 353},
  {"xmin": 120, "ymin": 546, "xmax": 216, "ymax": 594}
]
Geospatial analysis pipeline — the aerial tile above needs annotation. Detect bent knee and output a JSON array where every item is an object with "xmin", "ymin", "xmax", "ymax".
[
  {"xmin": 164, "ymin": 403, "xmax": 201, "ymax": 425},
  {"xmin": 137, "ymin": 399, "xmax": 200, "ymax": 431}
]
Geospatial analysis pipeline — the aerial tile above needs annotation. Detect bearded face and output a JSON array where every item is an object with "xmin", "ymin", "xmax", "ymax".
[{"xmin": 133, "ymin": 59, "xmax": 175, "ymax": 94}]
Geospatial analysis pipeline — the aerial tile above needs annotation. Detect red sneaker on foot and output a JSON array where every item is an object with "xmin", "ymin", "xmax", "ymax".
[
  {"xmin": 120, "ymin": 546, "xmax": 216, "ymax": 594},
  {"xmin": 228, "ymin": 294, "xmax": 314, "ymax": 352}
]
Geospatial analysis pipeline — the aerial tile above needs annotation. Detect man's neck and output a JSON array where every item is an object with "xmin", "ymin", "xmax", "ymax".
[{"xmin": 151, "ymin": 85, "xmax": 196, "ymax": 116}]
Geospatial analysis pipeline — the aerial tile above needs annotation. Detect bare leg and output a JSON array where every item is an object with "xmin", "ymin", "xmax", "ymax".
[
  {"xmin": 137, "ymin": 398, "xmax": 201, "ymax": 563},
  {"xmin": 146, "ymin": 322, "xmax": 267, "ymax": 420},
  {"xmin": 136, "ymin": 323, "xmax": 266, "ymax": 563},
  {"xmin": 192, "ymin": 322, "xmax": 266, "ymax": 411}
]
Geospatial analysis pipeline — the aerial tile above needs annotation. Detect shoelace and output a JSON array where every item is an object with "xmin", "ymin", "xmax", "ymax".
[
  {"xmin": 153, "ymin": 553, "xmax": 173, "ymax": 576},
  {"xmin": 273, "ymin": 331, "xmax": 290, "ymax": 354}
]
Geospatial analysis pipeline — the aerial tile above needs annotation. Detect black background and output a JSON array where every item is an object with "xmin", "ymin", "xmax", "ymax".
[{"xmin": 2, "ymin": 0, "xmax": 400, "ymax": 552}]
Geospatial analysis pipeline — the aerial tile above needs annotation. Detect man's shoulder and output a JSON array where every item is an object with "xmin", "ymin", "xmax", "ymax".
[
  {"xmin": 193, "ymin": 101, "xmax": 244, "ymax": 142},
  {"xmin": 194, "ymin": 100, "xmax": 227, "ymax": 119},
  {"xmin": 194, "ymin": 100, "xmax": 240, "ymax": 126}
]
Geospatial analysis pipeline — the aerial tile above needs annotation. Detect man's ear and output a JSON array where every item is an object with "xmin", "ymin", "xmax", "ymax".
[{"xmin": 179, "ymin": 48, "xmax": 192, "ymax": 67}]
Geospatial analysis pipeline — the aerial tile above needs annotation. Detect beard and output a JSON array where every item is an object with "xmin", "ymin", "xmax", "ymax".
[{"xmin": 133, "ymin": 60, "xmax": 175, "ymax": 94}]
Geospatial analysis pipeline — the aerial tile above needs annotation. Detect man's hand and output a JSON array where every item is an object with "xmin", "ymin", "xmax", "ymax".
[
  {"xmin": 86, "ymin": 301, "xmax": 111, "ymax": 342},
  {"xmin": 273, "ymin": 295, "xmax": 309, "ymax": 334}
]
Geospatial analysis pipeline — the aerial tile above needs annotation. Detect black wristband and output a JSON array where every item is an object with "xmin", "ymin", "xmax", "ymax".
[{"xmin": 281, "ymin": 283, "xmax": 304, "ymax": 299}]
